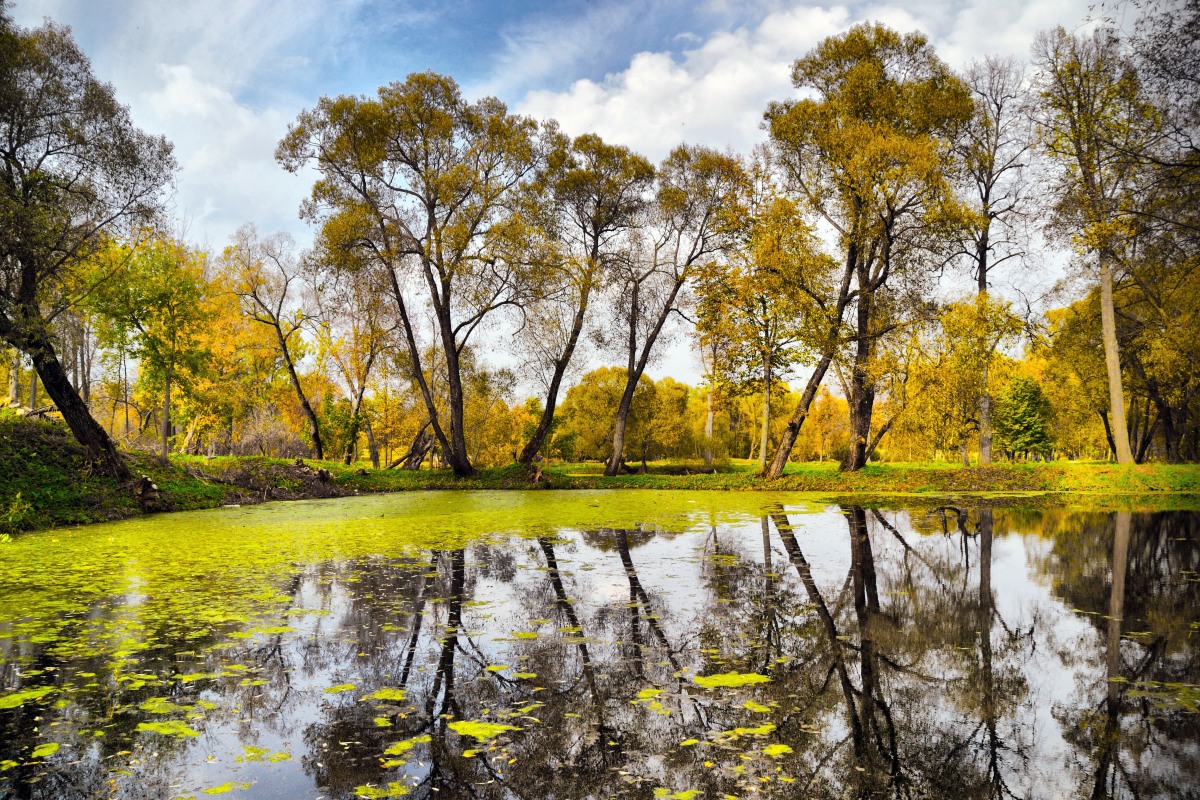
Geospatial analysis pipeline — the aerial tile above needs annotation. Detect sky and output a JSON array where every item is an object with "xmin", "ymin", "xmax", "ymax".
[{"xmin": 11, "ymin": 0, "xmax": 1100, "ymax": 382}]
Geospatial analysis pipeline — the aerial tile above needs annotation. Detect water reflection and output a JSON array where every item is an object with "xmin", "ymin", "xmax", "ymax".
[{"xmin": 0, "ymin": 499, "xmax": 1197, "ymax": 799}]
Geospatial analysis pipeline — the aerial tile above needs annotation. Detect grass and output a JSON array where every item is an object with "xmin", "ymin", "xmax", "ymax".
[{"xmin": 3, "ymin": 414, "xmax": 1199, "ymax": 534}]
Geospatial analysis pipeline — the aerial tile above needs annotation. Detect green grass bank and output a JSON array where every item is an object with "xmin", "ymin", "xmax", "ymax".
[{"xmin": 3, "ymin": 416, "xmax": 1199, "ymax": 534}]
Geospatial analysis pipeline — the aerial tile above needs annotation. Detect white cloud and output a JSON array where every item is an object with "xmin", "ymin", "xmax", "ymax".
[
  {"xmin": 140, "ymin": 65, "xmax": 310, "ymax": 250},
  {"xmin": 518, "ymin": 6, "xmax": 850, "ymax": 160}
]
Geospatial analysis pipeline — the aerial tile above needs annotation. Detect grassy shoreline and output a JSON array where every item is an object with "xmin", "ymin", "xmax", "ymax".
[{"xmin": 4, "ymin": 417, "xmax": 1199, "ymax": 533}]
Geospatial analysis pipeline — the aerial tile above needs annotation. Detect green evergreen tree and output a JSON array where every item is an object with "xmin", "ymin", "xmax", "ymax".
[{"xmin": 993, "ymin": 375, "xmax": 1054, "ymax": 460}]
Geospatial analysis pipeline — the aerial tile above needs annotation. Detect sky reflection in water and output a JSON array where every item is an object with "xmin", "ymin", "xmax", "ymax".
[{"xmin": 0, "ymin": 492, "xmax": 1196, "ymax": 799}]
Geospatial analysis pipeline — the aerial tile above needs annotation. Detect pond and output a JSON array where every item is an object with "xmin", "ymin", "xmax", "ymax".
[{"xmin": 0, "ymin": 491, "xmax": 1197, "ymax": 799}]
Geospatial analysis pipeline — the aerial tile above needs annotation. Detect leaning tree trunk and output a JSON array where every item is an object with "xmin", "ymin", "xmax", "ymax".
[
  {"xmin": 1099, "ymin": 254, "xmax": 1134, "ymax": 464},
  {"xmin": 606, "ymin": 385, "xmax": 636, "ymax": 476},
  {"xmin": 275, "ymin": 324, "xmax": 324, "ymax": 460},
  {"xmin": 29, "ymin": 338, "xmax": 130, "ymax": 481}
]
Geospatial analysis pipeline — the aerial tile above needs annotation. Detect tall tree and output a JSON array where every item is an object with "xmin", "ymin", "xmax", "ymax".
[
  {"xmin": 224, "ymin": 224, "xmax": 327, "ymax": 460},
  {"xmin": 305, "ymin": 241, "xmax": 395, "ymax": 465},
  {"xmin": 86, "ymin": 238, "xmax": 210, "ymax": 462},
  {"xmin": 695, "ymin": 158, "xmax": 831, "ymax": 470},
  {"xmin": 1032, "ymin": 27, "xmax": 1158, "ymax": 464},
  {"xmin": 277, "ymin": 72, "xmax": 541, "ymax": 476},
  {"xmin": 766, "ymin": 23, "xmax": 973, "ymax": 473},
  {"xmin": 603, "ymin": 144, "xmax": 741, "ymax": 476},
  {"xmin": 955, "ymin": 56, "xmax": 1035, "ymax": 463},
  {"xmin": 0, "ymin": 14, "xmax": 174, "ymax": 479},
  {"xmin": 516, "ymin": 129, "xmax": 654, "ymax": 465}
]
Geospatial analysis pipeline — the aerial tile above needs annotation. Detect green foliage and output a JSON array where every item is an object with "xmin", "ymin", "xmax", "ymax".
[{"xmin": 993, "ymin": 375, "xmax": 1054, "ymax": 459}]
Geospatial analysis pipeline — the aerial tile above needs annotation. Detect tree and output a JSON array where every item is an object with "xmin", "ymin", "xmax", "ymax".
[
  {"xmin": 695, "ymin": 155, "xmax": 831, "ymax": 470},
  {"xmin": 277, "ymin": 71, "xmax": 541, "ymax": 476},
  {"xmin": 602, "ymin": 145, "xmax": 741, "ymax": 476},
  {"xmin": 992, "ymin": 374, "xmax": 1053, "ymax": 460},
  {"xmin": 516, "ymin": 129, "xmax": 654, "ymax": 465},
  {"xmin": 1032, "ymin": 27, "xmax": 1159, "ymax": 464},
  {"xmin": 764, "ymin": 22, "xmax": 973, "ymax": 474},
  {"xmin": 0, "ymin": 14, "xmax": 174, "ymax": 479},
  {"xmin": 954, "ymin": 56, "xmax": 1035, "ymax": 463},
  {"xmin": 224, "ymin": 224, "xmax": 327, "ymax": 460},
  {"xmin": 86, "ymin": 238, "xmax": 210, "ymax": 462},
  {"xmin": 305, "ymin": 238, "xmax": 395, "ymax": 465},
  {"xmin": 553, "ymin": 366, "xmax": 653, "ymax": 462}
]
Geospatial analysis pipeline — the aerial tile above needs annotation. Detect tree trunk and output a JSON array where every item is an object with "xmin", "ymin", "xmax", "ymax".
[
  {"xmin": 606, "ymin": 382, "xmax": 636, "ymax": 476},
  {"xmin": 764, "ymin": 242, "xmax": 857, "ymax": 478},
  {"xmin": 758, "ymin": 357, "xmax": 772, "ymax": 470},
  {"xmin": 28, "ymin": 366, "xmax": 37, "ymax": 409},
  {"xmin": 365, "ymin": 421, "xmax": 380, "ymax": 469},
  {"xmin": 7, "ymin": 348, "xmax": 18, "ymax": 405},
  {"xmin": 30, "ymin": 340, "xmax": 130, "ymax": 481},
  {"xmin": 961, "ymin": 443, "xmax": 970, "ymax": 467},
  {"xmin": 1099, "ymin": 256, "xmax": 1134, "ymax": 464},
  {"xmin": 703, "ymin": 383, "xmax": 715, "ymax": 466},
  {"xmin": 160, "ymin": 368, "xmax": 171, "ymax": 463},
  {"xmin": 438, "ymin": 309, "xmax": 474, "ymax": 477},
  {"xmin": 520, "ymin": 358, "xmax": 569, "ymax": 465},
  {"xmin": 978, "ymin": 366, "xmax": 993, "ymax": 465},
  {"xmin": 274, "ymin": 324, "xmax": 324, "ymax": 460},
  {"xmin": 519, "ymin": 280, "xmax": 592, "ymax": 465},
  {"xmin": 764, "ymin": 351, "xmax": 836, "ymax": 478},
  {"xmin": 843, "ymin": 281, "xmax": 875, "ymax": 471}
]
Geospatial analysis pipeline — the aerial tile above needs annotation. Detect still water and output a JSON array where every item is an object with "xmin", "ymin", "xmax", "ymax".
[{"xmin": 0, "ymin": 491, "xmax": 1196, "ymax": 799}]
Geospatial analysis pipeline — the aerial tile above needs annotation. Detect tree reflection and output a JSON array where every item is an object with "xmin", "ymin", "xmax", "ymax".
[{"xmin": 2, "ymin": 506, "xmax": 1198, "ymax": 799}]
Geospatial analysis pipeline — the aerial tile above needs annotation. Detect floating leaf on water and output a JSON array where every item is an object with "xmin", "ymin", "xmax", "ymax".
[
  {"xmin": 374, "ymin": 717, "xmax": 392, "ymax": 727},
  {"xmin": 140, "ymin": 697, "xmax": 190, "ymax": 714},
  {"xmin": 176, "ymin": 672, "xmax": 218, "ymax": 683},
  {"xmin": 636, "ymin": 688, "xmax": 664, "ymax": 701},
  {"xmin": 512, "ymin": 672, "xmax": 537, "ymax": 679},
  {"xmin": 0, "ymin": 686, "xmax": 55, "ymax": 709},
  {"xmin": 201, "ymin": 783, "xmax": 251, "ymax": 795},
  {"xmin": 325, "ymin": 683, "xmax": 357, "ymax": 694},
  {"xmin": 0, "ymin": 760, "xmax": 17, "ymax": 771},
  {"xmin": 510, "ymin": 632, "xmax": 538, "ymax": 640},
  {"xmin": 364, "ymin": 687, "xmax": 406, "ymax": 702},
  {"xmin": 763, "ymin": 743, "xmax": 793, "ymax": 757},
  {"xmin": 353, "ymin": 782, "xmax": 409, "ymax": 799},
  {"xmin": 136, "ymin": 720, "xmax": 200, "ymax": 737},
  {"xmin": 743, "ymin": 700, "xmax": 771, "ymax": 713},
  {"xmin": 485, "ymin": 665, "xmax": 509, "ymax": 672},
  {"xmin": 653, "ymin": 789, "xmax": 700, "ymax": 799},
  {"xmin": 694, "ymin": 672, "xmax": 771, "ymax": 689},
  {"xmin": 30, "ymin": 742, "xmax": 59, "ymax": 758},
  {"xmin": 679, "ymin": 738, "xmax": 701, "ymax": 747},
  {"xmin": 236, "ymin": 745, "xmax": 288, "ymax": 763},
  {"xmin": 720, "ymin": 723, "xmax": 776, "ymax": 739},
  {"xmin": 448, "ymin": 720, "xmax": 520, "ymax": 741},
  {"xmin": 383, "ymin": 735, "xmax": 431, "ymax": 755}
]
